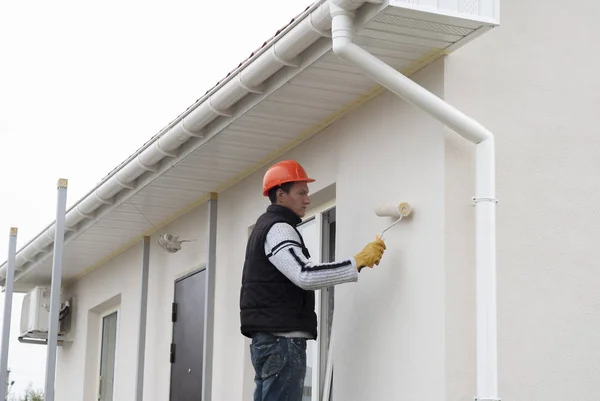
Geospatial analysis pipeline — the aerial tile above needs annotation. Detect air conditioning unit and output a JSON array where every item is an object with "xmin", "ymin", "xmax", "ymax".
[{"xmin": 19, "ymin": 286, "xmax": 71, "ymax": 342}]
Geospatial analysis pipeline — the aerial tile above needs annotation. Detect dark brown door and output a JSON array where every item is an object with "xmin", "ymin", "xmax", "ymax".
[{"xmin": 170, "ymin": 270, "xmax": 205, "ymax": 401}]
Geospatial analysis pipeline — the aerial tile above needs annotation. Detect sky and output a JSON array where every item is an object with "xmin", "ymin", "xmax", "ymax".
[{"xmin": 0, "ymin": 0, "xmax": 312, "ymax": 397}]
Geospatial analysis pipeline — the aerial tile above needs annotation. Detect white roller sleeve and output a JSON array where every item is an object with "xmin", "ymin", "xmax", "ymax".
[{"xmin": 374, "ymin": 202, "xmax": 411, "ymax": 218}]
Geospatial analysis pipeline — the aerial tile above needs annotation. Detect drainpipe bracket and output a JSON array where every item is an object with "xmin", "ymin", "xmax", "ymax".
[{"xmin": 472, "ymin": 197, "xmax": 499, "ymax": 205}]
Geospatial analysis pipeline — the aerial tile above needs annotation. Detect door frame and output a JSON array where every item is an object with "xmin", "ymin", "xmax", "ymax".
[{"xmin": 175, "ymin": 265, "xmax": 206, "ymax": 283}]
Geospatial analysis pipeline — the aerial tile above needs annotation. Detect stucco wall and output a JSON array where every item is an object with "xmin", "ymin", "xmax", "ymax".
[
  {"xmin": 56, "ymin": 243, "xmax": 141, "ymax": 401},
  {"xmin": 75, "ymin": 25, "xmax": 600, "ymax": 400},
  {"xmin": 444, "ymin": 0, "xmax": 600, "ymax": 399},
  {"xmin": 56, "ymin": 203, "xmax": 208, "ymax": 401},
  {"xmin": 444, "ymin": 102, "xmax": 477, "ymax": 399},
  {"xmin": 330, "ymin": 61, "xmax": 446, "ymax": 400},
  {"xmin": 55, "ymin": 58, "xmax": 448, "ymax": 401},
  {"xmin": 211, "ymin": 59, "xmax": 447, "ymax": 400},
  {"xmin": 51, "ymin": 2, "xmax": 600, "ymax": 399}
]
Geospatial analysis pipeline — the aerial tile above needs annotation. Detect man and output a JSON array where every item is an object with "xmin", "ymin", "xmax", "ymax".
[{"xmin": 240, "ymin": 159, "xmax": 387, "ymax": 401}]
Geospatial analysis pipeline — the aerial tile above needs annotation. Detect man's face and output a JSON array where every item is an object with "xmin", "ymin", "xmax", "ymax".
[{"xmin": 278, "ymin": 182, "xmax": 311, "ymax": 217}]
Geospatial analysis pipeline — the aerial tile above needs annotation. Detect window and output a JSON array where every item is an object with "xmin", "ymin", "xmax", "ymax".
[
  {"xmin": 297, "ymin": 202, "xmax": 336, "ymax": 401},
  {"xmin": 98, "ymin": 310, "xmax": 118, "ymax": 401}
]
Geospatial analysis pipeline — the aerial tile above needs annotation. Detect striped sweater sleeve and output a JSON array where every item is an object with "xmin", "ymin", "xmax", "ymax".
[{"xmin": 264, "ymin": 222, "xmax": 358, "ymax": 291}]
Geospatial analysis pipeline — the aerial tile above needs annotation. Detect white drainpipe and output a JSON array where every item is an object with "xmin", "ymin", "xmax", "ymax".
[{"xmin": 330, "ymin": 2, "xmax": 499, "ymax": 400}]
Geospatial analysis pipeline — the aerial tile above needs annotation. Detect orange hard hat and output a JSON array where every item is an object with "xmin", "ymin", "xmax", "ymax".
[{"xmin": 262, "ymin": 160, "xmax": 315, "ymax": 196}]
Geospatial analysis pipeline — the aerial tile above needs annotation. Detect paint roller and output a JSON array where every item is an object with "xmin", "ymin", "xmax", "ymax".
[{"xmin": 374, "ymin": 202, "xmax": 411, "ymax": 240}]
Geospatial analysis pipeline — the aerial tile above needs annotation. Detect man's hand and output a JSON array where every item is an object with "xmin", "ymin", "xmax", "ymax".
[{"xmin": 354, "ymin": 236, "xmax": 387, "ymax": 272}]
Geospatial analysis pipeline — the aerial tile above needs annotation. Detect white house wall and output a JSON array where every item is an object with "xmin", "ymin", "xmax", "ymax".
[
  {"xmin": 212, "ymin": 60, "xmax": 447, "ymax": 401},
  {"xmin": 56, "ymin": 242, "xmax": 142, "ymax": 401},
  {"xmin": 54, "ymin": 59, "xmax": 449, "ymax": 401},
  {"xmin": 143, "ymin": 203, "xmax": 210, "ymax": 400},
  {"xmin": 443, "ymin": 99, "xmax": 477, "ymax": 399},
  {"xmin": 39, "ymin": 2, "xmax": 600, "ymax": 399},
  {"xmin": 326, "ymin": 61, "xmax": 446, "ymax": 401},
  {"xmin": 56, "ymin": 203, "xmax": 209, "ymax": 401},
  {"xmin": 444, "ymin": 0, "xmax": 600, "ymax": 399}
]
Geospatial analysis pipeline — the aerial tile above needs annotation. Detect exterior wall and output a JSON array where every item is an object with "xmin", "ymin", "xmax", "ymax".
[
  {"xmin": 49, "ymin": 2, "xmax": 600, "ymax": 400},
  {"xmin": 142, "ymin": 203, "xmax": 209, "ymax": 399},
  {"xmin": 444, "ymin": 0, "xmax": 600, "ymax": 399},
  {"xmin": 56, "ymin": 203, "xmax": 209, "ymax": 401},
  {"xmin": 212, "ymin": 59, "xmax": 447, "ymax": 400},
  {"xmin": 56, "ymin": 243, "xmax": 142, "ymax": 401},
  {"xmin": 444, "ymin": 97, "xmax": 477, "ymax": 399},
  {"xmin": 55, "ymin": 59, "xmax": 448, "ymax": 401},
  {"xmin": 330, "ymin": 61, "xmax": 446, "ymax": 401}
]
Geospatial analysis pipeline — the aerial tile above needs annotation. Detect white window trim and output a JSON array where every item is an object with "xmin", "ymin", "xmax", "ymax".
[{"xmin": 96, "ymin": 306, "xmax": 120, "ymax": 401}]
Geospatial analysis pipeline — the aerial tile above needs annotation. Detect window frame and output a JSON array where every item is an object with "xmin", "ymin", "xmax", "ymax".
[
  {"xmin": 96, "ymin": 307, "xmax": 120, "ymax": 401},
  {"xmin": 297, "ymin": 199, "xmax": 336, "ymax": 401}
]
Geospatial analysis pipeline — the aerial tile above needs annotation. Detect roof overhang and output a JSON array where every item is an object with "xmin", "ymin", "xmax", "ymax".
[{"xmin": 1, "ymin": 0, "xmax": 499, "ymax": 292}]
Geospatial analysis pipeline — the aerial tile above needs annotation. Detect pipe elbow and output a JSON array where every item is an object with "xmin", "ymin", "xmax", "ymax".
[
  {"xmin": 332, "ymin": 37, "xmax": 352, "ymax": 58},
  {"xmin": 330, "ymin": 2, "xmax": 355, "ymax": 58},
  {"xmin": 472, "ymin": 125, "xmax": 494, "ymax": 144}
]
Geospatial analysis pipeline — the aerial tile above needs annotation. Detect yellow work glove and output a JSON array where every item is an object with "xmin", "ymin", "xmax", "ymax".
[{"xmin": 354, "ymin": 236, "xmax": 386, "ymax": 272}]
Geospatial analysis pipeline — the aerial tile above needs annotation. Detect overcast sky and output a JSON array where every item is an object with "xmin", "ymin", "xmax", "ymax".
[{"xmin": 0, "ymin": 0, "xmax": 312, "ymax": 397}]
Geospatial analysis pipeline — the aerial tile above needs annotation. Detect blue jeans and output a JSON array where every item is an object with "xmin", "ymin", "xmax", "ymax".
[{"xmin": 250, "ymin": 332, "xmax": 307, "ymax": 401}]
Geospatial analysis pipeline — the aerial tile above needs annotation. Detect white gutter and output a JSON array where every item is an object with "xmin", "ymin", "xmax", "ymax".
[
  {"xmin": 329, "ymin": 1, "xmax": 499, "ymax": 400},
  {"xmin": 0, "ymin": 0, "xmax": 386, "ymax": 283}
]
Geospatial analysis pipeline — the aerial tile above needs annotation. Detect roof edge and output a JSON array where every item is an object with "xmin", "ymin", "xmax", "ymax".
[{"xmin": 0, "ymin": 0, "xmax": 378, "ymax": 284}]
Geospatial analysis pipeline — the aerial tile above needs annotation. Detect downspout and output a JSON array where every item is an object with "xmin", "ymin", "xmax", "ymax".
[{"xmin": 329, "ymin": 2, "xmax": 499, "ymax": 401}]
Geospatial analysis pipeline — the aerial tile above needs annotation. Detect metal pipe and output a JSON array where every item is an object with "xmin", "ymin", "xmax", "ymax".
[
  {"xmin": 330, "ymin": 3, "xmax": 499, "ymax": 400},
  {"xmin": 202, "ymin": 193, "xmax": 218, "ymax": 401},
  {"xmin": 0, "ymin": 228, "xmax": 18, "ymax": 399},
  {"xmin": 475, "ymin": 138, "xmax": 498, "ymax": 399},
  {"xmin": 44, "ymin": 179, "xmax": 69, "ymax": 401},
  {"xmin": 135, "ymin": 236, "xmax": 151, "ymax": 401}
]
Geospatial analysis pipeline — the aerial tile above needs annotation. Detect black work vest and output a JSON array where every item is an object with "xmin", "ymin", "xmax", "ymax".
[{"xmin": 239, "ymin": 205, "xmax": 317, "ymax": 339}]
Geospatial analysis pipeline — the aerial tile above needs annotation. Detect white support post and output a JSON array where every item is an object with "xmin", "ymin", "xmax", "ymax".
[
  {"xmin": 44, "ymin": 179, "xmax": 68, "ymax": 401},
  {"xmin": 202, "ymin": 192, "xmax": 218, "ymax": 401},
  {"xmin": 0, "ymin": 228, "xmax": 18, "ymax": 401},
  {"xmin": 135, "ymin": 236, "xmax": 151, "ymax": 401}
]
